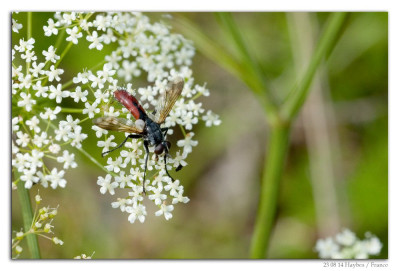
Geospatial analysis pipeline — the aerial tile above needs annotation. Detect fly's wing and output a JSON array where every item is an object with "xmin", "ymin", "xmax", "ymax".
[
  {"xmin": 154, "ymin": 77, "xmax": 184, "ymax": 124},
  {"xmin": 93, "ymin": 117, "xmax": 144, "ymax": 134}
]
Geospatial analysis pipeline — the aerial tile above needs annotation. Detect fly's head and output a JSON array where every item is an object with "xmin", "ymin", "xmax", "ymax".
[{"xmin": 154, "ymin": 141, "xmax": 171, "ymax": 155}]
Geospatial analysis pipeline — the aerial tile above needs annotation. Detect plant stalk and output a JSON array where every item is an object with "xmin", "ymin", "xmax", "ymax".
[
  {"xmin": 249, "ymin": 124, "xmax": 290, "ymax": 258},
  {"xmin": 16, "ymin": 179, "xmax": 41, "ymax": 258}
]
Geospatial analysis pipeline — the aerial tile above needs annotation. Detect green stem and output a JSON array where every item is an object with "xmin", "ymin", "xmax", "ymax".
[
  {"xmin": 250, "ymin": 124, "xmax": 290, "ymax": 258},
  {"xmin": 249, "ymin": 13, "xmax": 348, "ymax": 258},
  {"xmin": 281, "ymin": 12, "xmax": 347, "ymax": 120},
  {"xmin": 26, "ymin": 12, "xmax": 32, "ymax": 76},
  {"xmin": 60, "ymin": 107, "xmax": 85, "ymax": 113},
  {"xmin": 215, "ymin": 12, "xmax": 279, "ymax": 125},
  {"xmin": 16, "ymin": 176, "xmax": 41, "ymax": 258},
  {"xmin": 76, "ymin": 147, "xmax": 118, "ymax": 178}
]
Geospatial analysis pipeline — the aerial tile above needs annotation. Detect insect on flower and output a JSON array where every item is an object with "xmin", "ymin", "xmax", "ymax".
[{"xmin": 93, "ymin": 77, "xmax": 184, "ymax": 193}]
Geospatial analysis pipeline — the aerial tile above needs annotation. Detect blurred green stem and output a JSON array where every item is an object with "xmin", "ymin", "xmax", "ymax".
[
  {"xmin": 16, "ymin": 174, "xmax": 41, "ymax": 258},
  {"xmin": 173, "ymin": 12, "xmax": 347, "ymax": 258},
  {"xmin": 250, "ymin": 124, "xmax": 290, "ymax": 258},
  {"xmin": 281, "ymin": 12, "xmax": 347, "ymax": 120}
]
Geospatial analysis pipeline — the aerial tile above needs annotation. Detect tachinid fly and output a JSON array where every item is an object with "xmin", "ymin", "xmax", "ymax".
[{"xmin": 93, "ymin": 77, "xmax": 184, "ymax": 194}]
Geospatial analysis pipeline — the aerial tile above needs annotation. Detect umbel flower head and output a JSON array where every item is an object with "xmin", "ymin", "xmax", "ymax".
[
  {"xmin": 12, "ymin": 12, "xmax": 221, "ymax": 224},
  {"xmin": 315, "ymin": 228, "xmax": 383, "ymax": 259}
]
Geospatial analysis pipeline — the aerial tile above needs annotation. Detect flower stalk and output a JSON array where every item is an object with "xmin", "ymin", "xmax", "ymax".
[{"xmin": 16, "ymin": 175, "xmax": 41, "ymax": 259}]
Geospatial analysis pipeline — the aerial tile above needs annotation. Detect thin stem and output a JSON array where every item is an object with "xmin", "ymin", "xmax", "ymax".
[
  {"xmin": 15, "ymin": 174, "xmax": 41, "ymax": 258},
  {"xmin": 76, "ymin": 147, "xmax": 118, "ymax": 178},
  {"xmin": 54, "ymin": 41, "xmax": 73, "ymax": 69},
  {"xmin": 249, "ymin": 124, "xmax": 290, "ymax": 258},
  {"xmin": 281, "ymin": 12, "xmax": 347, "ymax": 120},
  {"xmin": 26, "ymin": 12, "xmax": 32, "ymax": 75},
  {"xmin": 59, "ymin": 107, "xmax": 85, "ymax": 113}
]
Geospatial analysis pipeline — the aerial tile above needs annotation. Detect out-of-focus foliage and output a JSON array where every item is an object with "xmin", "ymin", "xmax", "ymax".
[{"xmin": 11, "ymin": 12, "xmax": 387, "ymax": 259}]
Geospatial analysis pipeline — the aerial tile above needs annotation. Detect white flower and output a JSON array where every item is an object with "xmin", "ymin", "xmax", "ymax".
[
  {"xmin": 73, "ymin": 71, "xmax": 90, "ymax": 84},
  {"xmin": 43, "ymin": 46, "xmax": 60, "ymax": 63},
  {"xmin": 171, "ymin": 190, "xmax": 190, "ymax": 204},
  {"xmin": 20, "ymin": 168, "xmax": 40, "ymax": 189},
  {"xmin": 69, "ymin": 126, "xmax": 88, "ymax": 148},
  {"xmin": 79, "ymin": 19, "xmax": 92, "ymax": 31},
  {"xmin": 70, "ymin": 86, "xmax": 88, "ymax": 103},
  {"xmin": 28, "ymin": 149, "xmax": 44, "ymax": 169},
  {"xmin": 88, "ymin": 73, "xmax": 105, "ymax": 89},
  {"xmin": 33, "ymin": 81, "xmax": 49, "ymax": 98},
  {"xmin": 55, "ymin": 122, "xmax": 72, "ymax": 142},
  {"xmin": 18, "ymin": 74, "xmax": 32, "ymax": 90},
  {"xmin": 105, "ymin": 157, "xmax": 124, "ymax": 173},
  {"xmin": 194, "ymin": 84, "xmax": 210, "ymax": 97},
  {"xmin": 12, "ymin": 18, "xmax": 23, "ymax": 33},
  {"xmin": 32, "ymin": 132, "xmax": 49, "ymax": 148},
  {"xmin": 66, "ymin": 26, "xmax": 82, "ymax": 44},
  {"xmin": 202, "ymin": 110, "xmax": 222, "ymax": 127},
  {"xmin": 92, "ymin": 125, "xmax": 108, "ymax": 138},
  {"xmin": 138, "ymin": 86, "xmax": 156, "ymax": 102},
  {"xmin": 43, "ymin": 18, "xmax": 59, "ymax": 36},
  {"xmin": 363, "ymin": 235, "xmax": 383, "ymax": 255},
  {"xmin": 177, "ymin": 132, "xmax": 198, "ymax": 154},
  {"xmin": 127, "ymin": 183, "xmax": 144, "ymax": 200},
  {"xmin": 126, "ymin": 203, "xmax": 147, "ymax": 223},
  {"xmin": 180, "ymin": 111, "xmax": 198, "ymax": 130},
  {"xmin": 40, "ymin": 106, "xmax": 61, "ymax": 120},
  {"xmin": 52, "ymin": 237, "xmax": 64, "ymax": 245},
  {"xmin": 155, "ymin": 203, "xmax": 174, "ymax": 220},
  {"xmin": 49, "ymin": 143, "xmax": 61, "ymax": 154},
  {"xmin": 12, "ymin": 117, "xmax": 20, "ymax": 132},
  {"xmin": 315, "ymin": 237, "xmax": 340, "ymax": 259},
  {"xmin": 97, "ymin": 135, "xmax": 117, "ymax": 153},
  {"xmin": 148, "ymin": 186, "xmax": 167, "ymax": 206},
  {"xmin": 46, "ymin": 168, "xmax": 67, "ymax": 189},
  {"xmin": 49, "ymin": 84, "xmax": 69, "ymax": 103},
  {"xmin": 14, "ymin": 38, "xmax": 35, "ymax": 52},
  {"xmin": 97, "ymin": 174, "xmax": 118, "ymax": 195},
  {"xmin": 62, "ymin": 12, "xmax": 77, "ymax": 25},
  {"xmin": 26, "ymin": 116, "xmax": 41, "ymax": 133},
  {"xmin": 16, "ymin": 131, "xmax": 30, "ymax": 147},
  {"xmin": 46, "ymin": 65, "xmax": 64, "ymax": 82},
  {"xmin": 118, "ymin": 60, "xmax": 141, "ymax": 81},
  {"xmin": 111, "ymin": 198, "xmax": 132, "ymax": 212},
  {"xmin": 115, "ymin": 171, "xmax": 133, "ymax": 188},
  {"xmin": 57, "ymin": 150, "xmax": 78, "ymax": 169},
  {"xmin": 82, "ymin": 101, "xmax": 100, "ymax": 118},
  {"xmin": 164, "ymin": 179, "xmax": 183, "ymax": 196},
  {"xmin": 87, "ymin": 31, "xmax": 103, "ymax": 50},
  {"xmin": 336, "ymin": 228, "xmax": 356, "ymax": 246},
  {"xmin": 21, "ymin": 50, "xmax": 37, "ymax": 63},
  {"xmin": 17, "ymin": 92, "xmax": 36, "ymax": 112},
  {"xmin": 97, "ymin": 63, "xmax": 116, "ymax": 83},
  {"xmin": 105, "ymin": 51, "xmax": 122, "ymax": 69}
]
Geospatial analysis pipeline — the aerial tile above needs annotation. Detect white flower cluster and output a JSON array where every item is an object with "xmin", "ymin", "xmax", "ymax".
[
  {"xmin": 315, "ymin": 228, "xmax": 383, "ymax": 259},
  {"xmin": 12, "ymin": 12, "xmax": 221, "ymax": 224},
  {"xmin": 12, "ymin": 32, "xmax": 83, "ymax": 189}
]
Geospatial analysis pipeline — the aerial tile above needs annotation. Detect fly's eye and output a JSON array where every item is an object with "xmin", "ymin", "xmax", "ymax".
[
  {"xmin": 154, "ymin": 144, "xmax": 164, "ymax": 155},
  {"xmin": 166, "ymin": 141, "xmax": 171, "ymax": 150}
]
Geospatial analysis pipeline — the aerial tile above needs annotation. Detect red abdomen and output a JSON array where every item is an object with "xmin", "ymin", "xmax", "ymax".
[{"xmin": 114, "ymin": 90, "xmax": 146, "ymax": 120}]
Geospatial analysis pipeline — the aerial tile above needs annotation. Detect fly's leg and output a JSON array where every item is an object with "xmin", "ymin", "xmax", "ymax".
[
  {"xmin": 162, "ymin": 141, "xmax": 175, "ymax": 182},
  {"xmin": 101, "ymin": 134, "xmax": 142, "ymax": 157},
  {"xmin": 142, "ymin": 140, "xmax": 150, "ymax": 194},
  {"xmin": 161, "ymin": 127, "xmax": 168, "ymax": 137}
]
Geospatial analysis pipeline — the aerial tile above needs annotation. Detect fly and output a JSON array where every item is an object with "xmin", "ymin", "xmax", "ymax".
[{"xmin": 93, "ymin": 77, "xmax": 184, "ymax": 194}]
